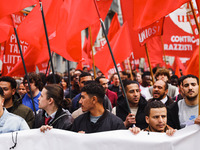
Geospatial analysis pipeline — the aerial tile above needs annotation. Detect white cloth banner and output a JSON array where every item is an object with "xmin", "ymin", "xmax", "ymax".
[{"xmin": 0, "ymin": 125, "xmax": 200, "ymax": 150}]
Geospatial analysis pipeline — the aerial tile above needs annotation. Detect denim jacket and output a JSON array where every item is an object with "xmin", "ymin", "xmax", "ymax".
[{"xmin": 0, "ymin": 108, "xmax": 30, "ymax": 134}]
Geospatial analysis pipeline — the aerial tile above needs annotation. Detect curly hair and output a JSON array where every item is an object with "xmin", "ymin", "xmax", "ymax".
[
  {"xmin": 81, "ymin": 81, "xmax": 105, "ymax": 104},
  {"xmin": 23, "ymin": 72, "xmax": 43, "ymax": 90}
]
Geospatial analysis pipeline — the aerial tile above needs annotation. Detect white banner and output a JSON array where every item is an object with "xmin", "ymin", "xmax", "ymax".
[{"xmin": 0, "ymin": 125, "xmax": 200, "ymax": 150}]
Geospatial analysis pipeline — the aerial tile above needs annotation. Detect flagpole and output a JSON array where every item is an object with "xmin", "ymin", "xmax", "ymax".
[
  {"xmin": 127, "ymin": 59, "xmax": 134, "ymax": 80},
  {"xmin": 93, "ymin": 0, "xmax": 131, "ymax": 113},
  {"xmin": 39, "ymin": 1, "xmax": 56, "ymax": 84},
  {"xmin": 160, "ymin": 35, "xmax": 167, "ymax": 67},
  {"xmin": 89, "ymin": 27, "xmax": 97, "ymax": 79},
  {"xmin": 45, "ymin": 52, "xmax": 54, "ymax": 77},
  {"xmin": 11, "ymin": 15, "xmax": 36, "ymax": 115},
  {"xmin": 189, "ymin": 1, "xmax": 200, "ymax": 115},
  {"xmin": 67, "ymin": 60, "xmax": 71, "ymax": 99},
  {"xmin": 145, "ymin": 43, "xmax": 155, "ymax": 84}
]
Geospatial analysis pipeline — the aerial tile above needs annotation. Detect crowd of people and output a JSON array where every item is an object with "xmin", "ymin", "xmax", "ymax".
[{"xmin": 0, "ymin": 67, "xmax": 199, "ymax": 137}]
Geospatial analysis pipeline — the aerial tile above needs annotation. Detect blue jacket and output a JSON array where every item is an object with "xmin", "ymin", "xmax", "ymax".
[{"xmin": 0, "ymin": 108, "xmax": 29, "ymax": 133}]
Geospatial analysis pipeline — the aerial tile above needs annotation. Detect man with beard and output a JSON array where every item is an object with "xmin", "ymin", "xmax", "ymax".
[
  {"xmin": 167, "ymin": 74, "xmax": 200, "ymax": 129},
  {"xmin": 148, "ymin": 80, "xmax": 174, "ymax": 106}
]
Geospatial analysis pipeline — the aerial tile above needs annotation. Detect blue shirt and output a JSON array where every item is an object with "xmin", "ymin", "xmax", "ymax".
[
  {"xmin": 22, "ymin": 92, "xmax": 41, "ymax": 112},
  {"xmin": 0, "ymin": 108, "xmax": 29, "ymax": 133}
]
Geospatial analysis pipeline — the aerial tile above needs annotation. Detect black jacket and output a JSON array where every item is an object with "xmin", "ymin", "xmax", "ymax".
[
  {"xmin": 116, "ymin": 95, "xmax": 148, "ymax": 129},
  {"xmin": 7, "ymin": 93, "xmax": 35, "ymax": 128},
  {"xmin": 167, "ymin": 102, "xmax": 181, "ymax": 129},
  {"xmin": 71, "ymin": 110, "xmax": 126, "ymax": 133},
  {"xmin": 34, "ymin": 107, "xmax": 73, "ymax": 130}
]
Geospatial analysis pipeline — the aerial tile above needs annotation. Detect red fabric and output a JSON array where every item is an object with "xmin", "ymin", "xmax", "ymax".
[
  {"xmin": 106, "ymin": 89, "xmax": 118, "ymax": 108},
  {"xmin": 82, "ymin": 0, "xmax": 113, "ymax": 59},
  {"xmin": 6, "ymin": 45, "xmax": 49, "ymax": 76},
  {"xmin": 173, "ymin": 57, "xmax": 186, "ymax": 77},
  {"xmin": 45, "ymin": 116, "xmax": 52, "ymax": 125},
  {"xmin": 196, "ymin": 0, "xmax": 200, "ymax": 14},
  {"xmin": 94, "ymin": 22, "xmax": 132, "ymax": 76},
  {"xmin": 107, "ymin": 13, "xmax": 121, "ymax": 41},
  {"xmin": 120, "ymin": 1, "xmax": 146, "ymax": 59},
  {"xmin": 162, "ymin": 15, "xmax": 198, "ymax": 57},
  {"xmin": 0, "ymin": 16, "xmax": 13, "ymax": 43},
  {"xmin": 145, "ymin": 36, "xmax": 165, "ymax": 68},
  {"xmin": 138, "ymin": 18, "xmax": 164, "ymax": 46},
  {"xmin": 185, "ymin": 47, "xmax": 199, "ymax": 77},
  {"xmin": 0, "ymin": 0, "xmax": 37, "ymax": 19},
  {"xmin": 131, "ymin": 0, "xmax": 190, "ymax": 30}
]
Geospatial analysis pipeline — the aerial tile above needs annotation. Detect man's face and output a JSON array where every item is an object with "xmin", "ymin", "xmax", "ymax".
[
  {"xmin": 143, "ymin": 75, "xmax": 152, "ymax": 86},
  {"xmin": 0, "ymin": 81, "xmax": 15, "ymax": 102},
  {"xmin": 157, "ymin": 74, "xmax": 168, "ymax": 82},
  {"xmin": 38, "ymin": 88, "xmax": 49, "ymax": 110},
  {"xmin": 182, "ymin": 77, "xmax": 199, "ymax": 101},
  {"xmin": 113, "ymin": 74, "xmax": 119, "ymax": 86},
  {"xmin": 79, "ymin": 92, "xmax": 94, "ymax": 112},
  {"xmin": 136, "ymin": 73, "xmax": 142, "ymax": 84},
  {"xmin": 126, "ymin": 83, "xmax": 140, "ymax": 106},
  {"xmin": 153, "ymin": 80, "xmax": 167, "ymax": 100},
  {"xmin": 146, "ymin": 107, "xmax": 167, "ymax": 132},
  {"xmin": 79, "ymin": 76, "xmax": 92, "ymax": 90},
  {"xmin": 99, "ymin": 78, "xmax": 108, "ymax": 93},
  {"xmin": 24, "ymin": 80, "xmax": 38, "ymax": 94}
]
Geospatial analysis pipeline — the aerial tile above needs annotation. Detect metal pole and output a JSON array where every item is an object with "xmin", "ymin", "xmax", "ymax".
[
  {"xmin": 93, "ymin": 0, "xmax": 131, "ymax": 113},
  {"xmin": 39, "ymin": 1, "xmax": 56, "ymax": 83},
  {"xmin": 11, "ymin": 15, "xmax": 36, "ymax": 115},
  {"xmin": 67, "ymin": 60, "xmax": 71, "ymax": 99}
]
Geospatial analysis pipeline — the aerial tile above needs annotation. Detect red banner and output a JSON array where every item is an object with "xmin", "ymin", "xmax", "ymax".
[
  {"xmin": 1, "ymin": 12, "xmax": 31, "ymax": 76},
  {"xmin": 163, "ymin": 3, "xmax": 199, "ymax": 58},
  {"xmin": 138, "ymin": 18, "xmax": 164, "ymax": 46}
]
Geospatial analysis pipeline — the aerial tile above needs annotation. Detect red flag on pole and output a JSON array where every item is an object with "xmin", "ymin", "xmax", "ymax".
[
  {"xmin": 145, "ymin": 36, "xmax": 165, "ymax": 68},
  {"xmin": 173, "ymin": 57, "xmax": 186, "ymax": 77},
  {"xmin": 185, "ymin": 47, "xmax": 199, "ymax": 77},
  {"xmin": 94, "ymin": 22, "xmax": 132, "ymax": 76},
  {"xmin": 0, "ymin": 0, "xmax": 37, "ymax": 19},
  {"xmin": 132, "ymin": 0, "xmax": 190, "ymax": 30}
]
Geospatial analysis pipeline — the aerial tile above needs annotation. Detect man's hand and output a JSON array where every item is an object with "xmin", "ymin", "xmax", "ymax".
[
  {"xmin": 124, "ymin": 113, "xmax": 136, "ymax": 128},
  {"xmin": 194, "ymin": 115, "xmax": 200, "ymax": 124},
  {"xmin": 129, "ymin": 127, "xmax": 141, "ymax": 135},
  {"xmin": 166, "ymin": 128, "xmax": 176, "ymax": 136},
  {"xmin": 40, "ymin": 125, "xmax": 53, "ymax": 133},
  {"xmin": 78, "ymin": 131, "xmax": 85, "ymax": 134}
]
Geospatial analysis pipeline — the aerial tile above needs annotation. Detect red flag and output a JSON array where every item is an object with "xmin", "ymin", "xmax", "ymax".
[
  {"xmin": 173, "ymin": 57, "xmax": 186, "ymax": 77},
  {"xmin": 0, "ymin": 16, "xmax": 13, "ymax": 43},
  {"xmin": 120, "ymin": 1, "xmax": 146, "ymax": 59},
  {"xmin": 145, "ymin": 36, "xmax": 165, "ymax": 68},
  {"xmin": 132, "ymin": 0, "xmax": 190, "ymax": 30},
  {"xmin": 196, "ymin": 0, "xmax": 200, "ymax": 14},
  {"xmin": 138, "ymin": 18, "xmax": 164, "ymax": 46},
  {"xmin": 185, "ymin": 47, "xmax": 199, "ymax": 77},
  {"xmin": 6, "ymin": 45, "xmax": 49, "ymax": 76},
  {"xmin": 0, "ymin": 0, "xmax": 37, "ymax": 19},
  {"xmin": 94, "ymin": 22, "xmax": 132, "ymax": 76},
  {"xmin": 107, "ymin": 13, "xmax": 121, "ymax": 41}
]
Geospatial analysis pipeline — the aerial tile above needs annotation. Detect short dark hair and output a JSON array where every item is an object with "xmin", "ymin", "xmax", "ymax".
[
  {"xmin": 145, "ymin": 101, "xmax": 166, "ymax": 117},
  {"xmin": 46, "ymin": 74, "xmax": 62, "ymax": 84},
  {"xmin": 0, "ymin": 76, "xmax": 17, "ymax": 89},
  {"xmin": 79, "ymin": 72, "xmax": 92, "ymax": 82},
  {"xmin": 142, "ymin": 71, "xmax": 150, "ymax": 79},
  {"xmin": 0, "ymin": 87, "xmax": 4, "ymax": 97},
  {"xmin": 181, "ymin": 74, "xmax": 199, "ymax": 85},
  {"xmin": 95, "ymin": 76, "xmax": 106, "ymax": 83},
  {"xmin": 23, "ymin": 72, "xmax": 43, "ymax": 90},
  {"xmin": 81, "ymin": 81, "xmax": 105, "ymax": 104},
  {"xmin": 178, "ymin": 75, "xmax": 185, "ymax": 86},
  {"xmin": 123, "ymin": 79, "xmax": 140, "ymax": 91}
]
